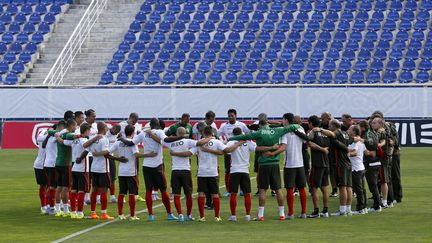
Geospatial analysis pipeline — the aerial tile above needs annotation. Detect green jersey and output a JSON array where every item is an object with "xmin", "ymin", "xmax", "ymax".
[
  {"xmin": 165, "ymin": 122, "xmax": 193, "ymax": 139},
  {"xmin": 48, "ymin": 130, "xmax": 75, "ymax": 166},
  {"xmin": 230, "ymin": 124, "xmax": 300, "ymax": 166}
]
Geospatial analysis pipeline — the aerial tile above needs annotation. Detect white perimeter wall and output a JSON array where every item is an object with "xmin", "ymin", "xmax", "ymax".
[{"xmin": 0, "ymin": 87, "xmax": 430, "ymax": 119}]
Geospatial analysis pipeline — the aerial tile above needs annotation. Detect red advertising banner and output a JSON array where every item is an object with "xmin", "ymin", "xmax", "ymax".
[{"xmin": 1, "ymin": 120, "xmax": 257, "ymax": 149}]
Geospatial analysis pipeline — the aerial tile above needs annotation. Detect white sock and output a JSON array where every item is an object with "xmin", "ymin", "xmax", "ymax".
[
  {"xmin": 101, "ymin": 209, "xmax": 107, "ymax": 214},
  {"xmin": 245, "ymin": 215, "xmax": 251, "ymax": 221},
  {"xmin": 258, "ymin": 207, "xmax": 265, "ymax": 218},
  {"xmin": 110, "ymin": 195, "xmax": 116, "ymax": 199},
  {"xmin": 41, "ymin": 206, "xmax": 46, "ymax": 210},
  {"xmin": 339, "ymin": 205, "xmax": 346, "ymax": 213},
  {"xmin": 63, "ymin": 204, "xmax": 69, "ymax": 214},
  {"xmin": 55, "ymin": 203, "xmax": 61, "ymax": 212},
  {"xmin": 152, "ymin": 190, "xmax": 158, "ymax": 195},
  {"xmin": 346, "ymin": 205, "xmax": 351, "ymax": 212},
  {"xmin": 278, "ymin": 206, "xmax": 285, "ymax": 217},
  {"xmin": 77, "ymin": 211, "xmax": 83, "ymax": 217},
  {"xmin": 97, "ymin": 195, "xmax": 101, "ymax": 201},
  {"xmin": 84, "ymin": 193, "xmax": 90, "ymax": 201},
  {"xmin": 382, "ymin": 199, "xmax": 387, "ymax": 206}
]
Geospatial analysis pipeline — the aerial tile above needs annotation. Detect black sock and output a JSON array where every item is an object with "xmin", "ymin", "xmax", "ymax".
[
  {"xmin": 313, "ymin": 208, "xmax": 319, "ymax": 214},
  {"xmin": 323, "ymin": 207, "xmax": 328, "ymax": 213},
  {"xmin": 332, "ymin": 188, "xmax": 337, "ymax": 194}
]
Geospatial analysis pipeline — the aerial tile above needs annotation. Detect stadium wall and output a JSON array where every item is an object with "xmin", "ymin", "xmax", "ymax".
[{"xmin": 0, "ymin": 87, "xmax": 431, "ymax": 119}]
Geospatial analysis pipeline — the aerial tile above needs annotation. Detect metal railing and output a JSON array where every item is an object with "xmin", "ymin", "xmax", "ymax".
[{"xmin": 43, "ymin": 0, "xmax": 108, "ymax": 86}]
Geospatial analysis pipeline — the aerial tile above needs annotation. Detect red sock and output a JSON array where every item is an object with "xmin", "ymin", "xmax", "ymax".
[
  {"xmin": 186, "ymin": 195, "xmax": 193, "ymax": 216},
  {"xmin": 118, "ymin": 194, "xmax": 124, "ymax": 215},
  {"xmin": 110, "ymin": 184, "xmax": 115, "ymax": 196},
  {"xmin": 100, "ymin": 192, "xmax": 108, "ymax": 211},
  {"xmin": 230, "ymin": 193, "xmax": 237, "ymax": 216},
  {"xmin": 39, "ymin": 186, "xmax": 46, "ymax": 207},
  {"xmin": 77, "ymin": 192, "xmax": 85, "ymax": 212},
  {"xmin": 299, "ymin": 187, "xmax": 307, "ymax": 214},
  {"xmin": 70, "ymin": 192, "xmax": 77, "ymax": 212},
  {"xmin": 225, "ymin": 173, "xmax": 230, "ymax": 191},
  {"xmin": 129, "ymin": 195, "xmax": 136, "ymax": 217},
  {"xmin": 287, "ymin": 188, "xmax": 295, "ymax": 216},
  {"xmin": 161, "ymin": 191, "xmax": 172, "ymax": 214},
  {"xmin": 244, "ymin": 193, "xmax": 251, "ymax": 215},
  {"xmin": 90, "ymin": 192, "xmax": 97, "ymax": 211},
  {"xmin": 174, "ymin": 195, "xmax": 182, "ymax": 215},
  {"xmin": 198, "ymin": 196, "xmax": 205, "ymax": 218},
  {"xmin": 145, "ymin": 191, "xmax": 153, "ymax": 215},
  {"xmin": 49, "ymin": 189, "xmax": 56, "ymax": 207},
  {"xmin": 213, "ymin": 197, "xmax": 220, "ymax": 217}
]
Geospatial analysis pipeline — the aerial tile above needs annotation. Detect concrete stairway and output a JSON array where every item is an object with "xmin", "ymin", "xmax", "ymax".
[
  {"xmin": 60, "ymin": 0, "xmax": 143, "ymax": 85},
  {"xmin": 24, "ymin": 0, "xmax": 90, "ymax": 85}
]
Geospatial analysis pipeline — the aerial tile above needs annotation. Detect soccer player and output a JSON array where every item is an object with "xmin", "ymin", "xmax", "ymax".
[
  {"xmin": 229, "ymin": 119, "xmax": 300, "ymax": 221},
  {"xmin": 60, "ymin": 123, "xmax": 100, "ymax": 219},
  {"xmin": 358, "ymin": 120, "xmax": 382, "ymax": 212},
  {"xmin": 82, "ymin": 109, "xmax": 97, "ymax": 203},
  {"xmin": 263, "ymin": 113, "xmax": 308, "ymax": 219},
  {"xmin": 49, "ymin": 119, "xmax": 82, "ymax": 217},
  {"xmin": 166, "ymin": 113, "xmax": 193, "ymax": 139},
  {"xmin": 121, "ymin": 118, "xmax": 176, "ymax": 221},
  {"xmin": 110, "ymin": 125, "xmax": 157, "ymax": 221},
  {"xmin": 74, "ymin": 111, "xmax": 85, "ymax": 130},
  {"xmin": 42, "ymin": 121, "xmax": 65, "ymax": 215},
  {"xmin": 191, "ymin": 126, "xmax": 227, "ymax": 222},
  {"xmin": 88, "ymin": 122, "xmax": 127, "ymax": 220},
  {"xmin": 106, "ymin": 124, "xmax": 121, "ymax": 203},
  {"xmin": 320, "ymin": 120, "xmax": 353, "ymax": 216},
  {"xmin": 193, "ymin": 110, "xmax": 218, "ymax": 140},
  {"xmin": 34, "ymin": 128, "xmax": 49, "ymax": 214},
  {"xmin": 306, "ymin": 115, "xmax": 331, "ymax": 218},
  {"xmin": 294, "ymin": 115, "xmax": 312, "ymax": 192},
  {"xmin": 321, "ymin": 112, "xmax": 338, "ymax": 197},
  {"xmin": 219, "ymin": 109, "xmax": 250, "ymax": 197},
  {"xmin": 224, "ymin": 128, "xmax": 255, "ymax": 222},
  {"xmin": 120, "ymin": 112, "xmax": 141, "ymax": 137},
  {"xmin": 162, "ymin": 127, "xmax": 212, "ymax": 222},
  {"xmin": 341, "ymin": 113, "xmax": 353, "ymax": 132},
  {"xmin": 347, "ymin": 125, "xmax": 367, "ymax": 214}
]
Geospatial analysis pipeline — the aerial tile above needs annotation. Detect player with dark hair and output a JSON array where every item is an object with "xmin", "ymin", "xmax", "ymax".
[
  {"xmin": 106, "ymin": 124, "xmax": 122, "ymax": 203},
  {"xmin": 64, "ymin": 110, "xmax": 74, "ymax": 122},
  {"xmin": 229, "ymin": 119, "xmax": 300, "ymax": 221}
]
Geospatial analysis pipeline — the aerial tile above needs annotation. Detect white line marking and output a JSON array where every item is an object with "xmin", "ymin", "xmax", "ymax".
[
  {"xmin": 53, "ymin": 176, "xmax": 257, "ymax": 243},
  {"xmin": 420, "ymin": 123, "xmax": 432, "ymax": 129},
  {"xmin": 420, "ymin": 131, "xmax": 432, "ymax": 136},
  {"xmin": 420, "ymin": 138, "xmax": 432, "ymax": 144},
  {"xmin": 410, "ymin": 123, "xmax": 417, "ymax": 144},
  {"xmin": 401, "ymin": 123, "xmax": 407, "ymax": 145}
]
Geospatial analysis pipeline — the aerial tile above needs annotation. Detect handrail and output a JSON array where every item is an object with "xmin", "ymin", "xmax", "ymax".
[{"xmin": 43, "ymin": 0, "xmax": 108, "ymax": 86}]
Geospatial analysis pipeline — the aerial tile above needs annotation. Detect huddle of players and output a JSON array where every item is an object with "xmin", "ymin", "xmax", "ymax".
[{"xmin": 33, "ymin": 108, "xmax": 402, "ymax": 222}]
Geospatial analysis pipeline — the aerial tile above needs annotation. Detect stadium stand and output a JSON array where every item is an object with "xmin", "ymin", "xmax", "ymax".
[
  {"xmin": 0, "ymin": 0, "xmax": 72, "ymax": 84},
  {"xmin": 97, "ymin": 0, "xmax": 432, "ymax": 85}
]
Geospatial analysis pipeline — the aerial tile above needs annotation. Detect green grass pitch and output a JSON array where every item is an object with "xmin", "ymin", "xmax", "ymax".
[{"xmin": 1, "ymin": 148, "xmax": 431, "ymax": 242}]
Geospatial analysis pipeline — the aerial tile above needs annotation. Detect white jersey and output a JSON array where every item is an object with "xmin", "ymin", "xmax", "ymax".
[
  {"xmin": 88, "ymin": 136, "xmax": 110, "ymax": 173},
  {"xmin": 280, "ymin": 126, "xmax": 305, "ymax": 168},
  {"xmin": 193, "ymin": 121, "xmax": 218, "ymax": 139},
  {"xmin": 106, "ymin": 130, "xmax": 118, "ymax": 146},
  {"xmin": 349, "ymin": 141, "xmax": 366, "ymax": 172},
  {"xmin": 120, "ymin": 120, "xmax": 142, "ymax": 138},
  {"xmin": 109, "ymin": 139, "xmax": 139, "ymax": 177},
  {"xmin": 226, "ymin": 140, "xmax": 256, "ymax": 174},
  {"xmin": 33, "ymin": 130, "xmax": 48, "ymax": 169},
  {"xmin": 44, "ymin": 136, "xmax": 57, "ymax": 168},
  {"xmin": 191, "ymin": 139, "xmax": 226, "ymax": 177},
  {"xmin": 218, "ymin": 121, "xmax": 250, "ymax": 139},
  {"xmin": 133, "ymin": 129, "xmax": 166, "ymax": 168},
  {"xmin": 162, "ymin": 138, "xmax": 197, "ymax": 171},
  {"xmin": 64, "ymin": 138, "xmax": 89, "ymax": 173}
]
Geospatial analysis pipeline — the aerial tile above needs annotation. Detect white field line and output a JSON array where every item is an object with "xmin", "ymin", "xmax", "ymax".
[{"xmin": 53, "ymin": 176, "xmax": 258, "ymax": 243}]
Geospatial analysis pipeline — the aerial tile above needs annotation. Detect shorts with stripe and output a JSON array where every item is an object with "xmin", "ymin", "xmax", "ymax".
[
  {"xmin": 72, "ymin": 172, "xmax": 89, "ymax": 192},
  {"xmin": 284, "ymin": 167, "xmax": 307, "ymax": 189},
  {"xmin": 91, "ymin": 172, "xmax": 111, "ymax": 188},
  {"xmin": 56, "ymin": 166, "xmax": 71, "ymax": 187},
  {"xmin": 44, "ymin": 167, "xmax": 57, "ymax": 187},
  {"xmin": 171, "ymin": 170, "xmax": 192, "ymax": 195},
  {"xmin": 310, "ymin": 167, "xmax": 329, "ymax": 188},
  {"xmin": 143, "ymin": 165, "xmax": 167, "ymax": 192},
  {"xmin": 229, "ymin": 172, "xmax": 251, "ymax": 193},
  {"xmin": 119, "ymin": 176, "xmax": 138, "ymax": 195},
  {"xmin": 34, "ymin": 168, "xmax": 47, "ymax": 186},
  {"xmin": 336, "ymin": 166, "xmax": 352, "ymax": 187}
]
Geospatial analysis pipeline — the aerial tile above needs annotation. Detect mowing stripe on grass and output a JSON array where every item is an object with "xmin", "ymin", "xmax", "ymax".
[{"xmin": 53, "ymin": 176, "xmax": 257, "ymax": 243}]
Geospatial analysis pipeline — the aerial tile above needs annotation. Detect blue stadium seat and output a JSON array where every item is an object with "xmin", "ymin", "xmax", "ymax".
[
  {"xmin": 265, "ymin": 49, "xmax": 278, "ymax": 62},
  {"xmin": 383, "ymin": 71, "xmax": 397, "ymax": 83},
  {"xmin": 162, "ymin": 72, "xmax": 175, "ymax": 84},
  {"xmin": 193, "ymin": 71, "xmax": 206, "ymax": 84},
  {"xmin": 115, "ymin": 71, "xmax": 129, "ymax": 84},
  {"xmin": 335, "ymin": 71, "xmax": 349, "ymax": 84},
  {"xmin": 419, "ymin": 59, "xmax": 432, "ymax": 71},
  {"xmin": 291, "ymin": 60, "xmax": 304, "ymax": 72},
  {"xmin": 287, "ymin": 72, "xmax": 300, "ymax": 84},
  {"xmin": 319, "ymin": 71, "xmax": 333, "ymax": 84},
  {"xmin": 122, "ymin": 60, "xmax": 135, "ymax": 73},
  {"xmin": 223, "ymin": 71, "xmax": 236, "ymax": 84},
  {"xmin": 351, "ymin": 71, "xmax": 365, "ymax": 84},
  {"xmin": 239, "ymin": 71, "xmax": 253, "ymax": 84},
  {"xmin": 303, "ymin": 71, "xmax": 316, "ymax": 84},
  {"xmin": 208, "ymin": 71, "xmax": 222, "ymax": 84},
  {"xmin": 147, "ymin": 71, "xmax": 160, "ymax": 84},
  {"xmin": 137, "ymin": 60, "xmax": 150, "ymax": 73},
  {"xmin": 107, "ymin": 61, "xmax": 120, "ymax": 73},
  {"xmin": 367, "ymin": 71, "xmax": 381, "ymax": 84},
  {"xmin": 18, "ymin": 52, "xmax": 31, "ymax": 64},
  {"xmin": 100, "ymin": 72, "xmax": 114, "ymax": 85},
  {"xmin": 130, "ymin": 72, "xmax": 144, "ymax": 85},
  {"xmin": 339, "ymin": 59, "xmax": 352, "ymax": 72},
  {"xmin": 270, "ymin": 71, "xmax": 284, "ymax": 84},
  {"xmin": 0, "ymin": 61, "xmax": 8, "ymax": 74},
  {"xmin": 386, "ymin": 59, "xmax": 400, "ymax": 71},
  {"xmin": 416, "ymin": 71, "xmax": 430, "ymax": 83},
  {"xmin": 4, "ymin": 73, "xmax": 18, "ymax": 85},
  {"xmin": 255, "ymin": 71, "xmax": 269, "ymax": 84},
  {"xmin": 168, "ymin": 60, "xmax": 181, "ymax": 73},
  {"xmin": 399, "ymin": 71, "xmax": 413, "ymax": 83}
]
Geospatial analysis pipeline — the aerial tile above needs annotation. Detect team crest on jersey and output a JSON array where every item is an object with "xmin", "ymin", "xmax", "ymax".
[{"xmin": 32, "ymin": 123, "xmax": 54, "ymax": 147}]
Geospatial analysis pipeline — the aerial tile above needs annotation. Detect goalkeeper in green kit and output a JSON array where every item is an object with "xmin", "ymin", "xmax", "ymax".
[{"xmin": 229, "ymin": 119, "xmax": 300, "ymax": 221}]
